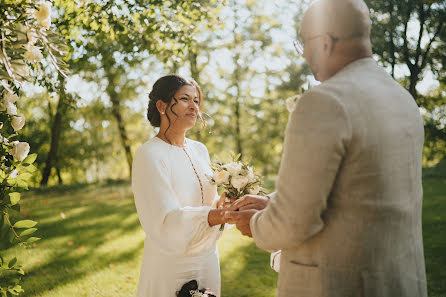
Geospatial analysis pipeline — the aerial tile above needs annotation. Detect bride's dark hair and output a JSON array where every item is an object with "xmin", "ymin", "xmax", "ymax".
[{"xmin": 147, "ymin": 74, "xmax": 204, "ymax": 143}]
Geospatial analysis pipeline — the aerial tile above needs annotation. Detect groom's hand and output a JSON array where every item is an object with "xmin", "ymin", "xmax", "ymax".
[
  {"xmin": 228, "ymin": 195, "xmax": 269, "ymax": 211},
  {"xmin": 224, "ymin": 210, "xmax": 258, "ymax": 237}
]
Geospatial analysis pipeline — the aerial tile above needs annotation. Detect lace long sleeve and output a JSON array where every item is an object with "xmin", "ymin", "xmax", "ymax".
[{"xmin": 132, "ymin": 144, "xmax": 221, "ymax": 256}]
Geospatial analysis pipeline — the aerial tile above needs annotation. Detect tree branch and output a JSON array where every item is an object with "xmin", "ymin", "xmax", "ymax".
[
  {"xmin": 420, "ymin": 19, "xmax": 444, "ymax": 70},
  {"xmin": 414, "ymin": 2, "xmax": 426, "ymax": 68},
  {"xmin": 402, "ymin": 2, "xmax": 415, "ymax": 74}
]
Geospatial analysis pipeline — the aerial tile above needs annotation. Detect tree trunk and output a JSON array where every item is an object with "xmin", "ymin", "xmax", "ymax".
[
  {"xmin": 106, "ymin": 74, "xmax": 133, "ymax": 176},
  {"xmin": 408, "ymin": 71, "xmax": 420, "ymax": 101},
  {"xmin": 232, "ymin": 2, "xmax": 243, "ymax": 159},
  {"xmin": 41, "ymin": 75, "xmax": 69, "ymax": 186},
  {"xmin": 56, "ymin": 166, "xmax": 63, "ymax": 185}
]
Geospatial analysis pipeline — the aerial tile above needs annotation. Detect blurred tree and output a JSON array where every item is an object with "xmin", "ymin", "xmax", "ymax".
[
  {"xmin": 38, "ymin": 0, "xmax": 224, "ymax": 184},
  {"xmin": 365, "ymin": 0, "xmax": 446, "ymax": 164},
  {"xmin": 365, "ymin": 0, "xmax": 445, "ymax": 99}
]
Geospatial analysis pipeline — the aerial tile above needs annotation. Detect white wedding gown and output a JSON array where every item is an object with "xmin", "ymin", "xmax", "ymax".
[{"xmin": 132, "ymin": 137, "xmax": 223, "ymax": 297}]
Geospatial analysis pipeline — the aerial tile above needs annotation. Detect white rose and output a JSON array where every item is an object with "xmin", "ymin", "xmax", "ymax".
[
  {"xmin": 213, "ymin": 170, "xmax": 230, "ymax": 184},
  {"xmin": 231, "ymin": 175, "xmax": 249, "ymax": 190},
  {"xmin": 11, "ymin": 114, "xmax": 26, "ymax": 131},
  {"xmin": 34, "ymin": 2, "xmax": 52, "ymax": 29},
  {"xmin": 248, "ymin": 184, "xmax": 261, "ymax": 195},
  {"xmin": 225, "ymin": 162, "xmax": 242, "ymax": 176},
  {"xmin": 246, "ymin": 167, "xmax": 256, "ymax": 183},
  {"xmin": 286, "ymin": 95, "xmax": 300, "ymax": 112},
  {"xmin": 9, "ymin": 141, "xmax": 30, "ymax": 162},
  {"xmin": 24, "ymin": 45, "xmax": 43, "ymax": 62},
  {"xmin": 6, "ymin": 102, "xmax": 18, "ymax": 116},
  {"xmin": 4, "ymin": 92, "xmax": 19, "ymax": 104}
]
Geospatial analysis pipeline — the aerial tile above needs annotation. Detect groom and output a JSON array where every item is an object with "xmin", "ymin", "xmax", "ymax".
[{"xmin": 224, "ymin": 0, "xmax": 428, "ymax": 296}]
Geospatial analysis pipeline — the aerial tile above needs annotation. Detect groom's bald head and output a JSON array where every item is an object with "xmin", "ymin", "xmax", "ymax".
[
  {"xmin": 298, "ymin": 0, "xmax": 372, "ymax": 82},
  {"xmin": 301, "ymin": 0, "xmax": 371, "ymax": 40}
]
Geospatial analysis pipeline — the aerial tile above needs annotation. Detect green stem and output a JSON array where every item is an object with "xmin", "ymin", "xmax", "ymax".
[{"xmin": 2, "ymin": 211, "xmax": 20, "ymax": 241}]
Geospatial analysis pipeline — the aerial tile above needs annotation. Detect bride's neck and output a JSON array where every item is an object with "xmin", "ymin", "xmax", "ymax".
[{"xmin": 157, "ymin": 127, "xmax": 186, "ymax": 147}]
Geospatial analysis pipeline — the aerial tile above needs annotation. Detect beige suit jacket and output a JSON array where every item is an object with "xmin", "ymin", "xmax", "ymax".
[{"xmin": 251, "ymin": 58, "xmax": 427, "ymax": 297}]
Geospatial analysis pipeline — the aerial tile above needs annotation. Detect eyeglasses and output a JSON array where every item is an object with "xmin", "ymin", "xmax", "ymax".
[{"xmin": 293, "ymin": 33, "xmax": 339, "ymax": 55}]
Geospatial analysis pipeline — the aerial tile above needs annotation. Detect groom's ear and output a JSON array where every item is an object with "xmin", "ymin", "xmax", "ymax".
[
  {"xmin": 323, "ymin": 33, "xmax": 335, "ymax": 55},
  {"xmin": 156, "ymin": 100, "xmax": 166, "ymax": 114}
]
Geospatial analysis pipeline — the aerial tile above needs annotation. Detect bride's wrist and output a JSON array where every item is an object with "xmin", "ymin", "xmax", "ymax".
[{"xmin": 207, "ymin": 209, "xmax": 225, "ymax": 227}]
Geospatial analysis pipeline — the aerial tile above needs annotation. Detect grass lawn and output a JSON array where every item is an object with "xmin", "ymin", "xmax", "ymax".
[{"xmin": 1, "ymin": 178, "xmax": 445, "ymax": 297}]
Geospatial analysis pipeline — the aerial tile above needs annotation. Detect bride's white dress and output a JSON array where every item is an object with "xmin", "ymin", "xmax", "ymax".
[{"xmin": 132, "ymin": 137, "xmax": 222, "ymax": 297}]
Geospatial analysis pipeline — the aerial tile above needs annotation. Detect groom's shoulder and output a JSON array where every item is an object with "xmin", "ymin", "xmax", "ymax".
[{"xmin": 298, "ymin": 84, "xmax": 346, "ymax": 110}]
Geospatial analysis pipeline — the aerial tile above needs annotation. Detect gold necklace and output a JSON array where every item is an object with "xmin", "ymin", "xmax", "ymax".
[{"xmin": 182, "ymin": 144, "xmax": 204, "ymax": 206}]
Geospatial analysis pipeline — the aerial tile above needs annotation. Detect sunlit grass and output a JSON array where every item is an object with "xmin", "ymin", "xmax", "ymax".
[{"xmin": 2, "ymin": 178, "xmax": 445, "ymax": 296}]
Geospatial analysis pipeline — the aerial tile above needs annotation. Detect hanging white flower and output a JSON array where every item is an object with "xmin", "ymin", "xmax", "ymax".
[
  {"xmin": 248, "ymin": 184, "xmax": 261, "ymax": 195},
  {"xmin": 34, "ymin": 1, "xmax": 52, "ymax": 29},
  {"xmin": 285, "ymin": 95, "xmax": 301, "ymax": 112},
  {"xmin": 9, "ymin": 169, "xmax": 19, "ymax": 178},
  {"xmin": 231, "ymin": 175, "xmax": 249, "ymax": 190},
  {"xmin": 4, "ymin": 92, "xmax": 19, "ymax": 104},
  {"xmin": 11, "ymin": 114, "xmax": 26, "ymax": 131},
  {"xmin": 9, "ymin": 141, "xmax": 30, "ymax": 162},
  {"xmin": 12, "ymin": 63, "xmax": 30, "ymax": 78},
  {"xmin": 6, "ymin": 102, "xmax": 18, "ymax": 116},
  {"xmin": 24, "ymin": 44, "xmax": 43, "ymax": 62}
]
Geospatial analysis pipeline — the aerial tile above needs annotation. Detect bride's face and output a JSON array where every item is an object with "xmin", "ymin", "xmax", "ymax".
[{"xmin": 165, "ymin": 85, "xmax": 200, "ymax": 130}]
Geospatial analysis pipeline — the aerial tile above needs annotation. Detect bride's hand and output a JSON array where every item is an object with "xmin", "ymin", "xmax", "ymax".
[{"xmin": 217, "ymin": 192, "xmax": 236, "ymax": 209}]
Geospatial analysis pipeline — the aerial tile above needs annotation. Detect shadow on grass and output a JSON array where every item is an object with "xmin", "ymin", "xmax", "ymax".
[
  {"xmin": 220, "ymin": 239, "xmax": 277, "ymax": 297},
  {"xmin": 12, "ymin": 182, "xmax": 143, "ymax": 296}
]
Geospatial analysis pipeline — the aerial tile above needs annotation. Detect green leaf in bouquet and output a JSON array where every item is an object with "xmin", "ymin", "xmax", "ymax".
[
  {"xmin": 25, "ymin": 237, "xmax": 39, "ymax": 243},
  {"xmin": 8, "ymin": 257, "xmax": 17, "ymax": 269},
  {"xmin": 22, "ymin": 153, "xmax": 37, "ymax": 165},
  {"xmin": 19, "ymin": 228, "xmax": 36, "ymax": 237},
  {"xmin": 8, "ymin": 193, "xmax": 20, "ymax": 206},
  {"xmin": 13, "ymin": 220, "xmax": 37, "ymax": 229}
]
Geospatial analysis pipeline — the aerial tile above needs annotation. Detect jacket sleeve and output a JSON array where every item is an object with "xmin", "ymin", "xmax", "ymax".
[{"xmin": 250, "ymin": 89, "xmax": 352, "ymax": 251}]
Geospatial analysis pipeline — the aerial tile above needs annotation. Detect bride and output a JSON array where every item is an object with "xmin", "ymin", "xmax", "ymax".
[{"xmin": 132, "ymin": 74, "xmax": 230, "ymax": 297}]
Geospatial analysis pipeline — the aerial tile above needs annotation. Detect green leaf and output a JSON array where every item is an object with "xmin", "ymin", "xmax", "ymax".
[
  {"xmin": 26, "ymin": 237, "xmax": 40, "ymax": 243},
  {"xmin": 18, "ymin": 172, "xmax": 32, "ymax": 181},
  {"xmin": 8, "ymin": 193, "xmax": 20, "ymax": 206},
  {"xmin": 13, "ymin": 220, "xmax": 37, "ymax": 228},
  {"xmin": 19, "ymin": 228, "xmax": 37, "ymax": 237},
  {"xmin": 16, "ymin": 179, "xmax": 28, "ymax": 189},
  {"xmin": 24, "ymin": 164, "xmax": 37, "ymax": 172},
  {"xmin": 22, "ymin": 154, "xmax": 37, "ymax": 165},
  {"xmin": 8, "ymin": 257, "xmax": 17, "ymax": 268},
  {"xmin": 17, "ymin": 268, "xmax": 25, "ymax": 275}
]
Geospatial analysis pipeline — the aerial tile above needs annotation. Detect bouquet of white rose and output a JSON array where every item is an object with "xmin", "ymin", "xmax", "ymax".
[{"xmin": 207, "ymin": 154, "xmax": 264, "ymax": 230}]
